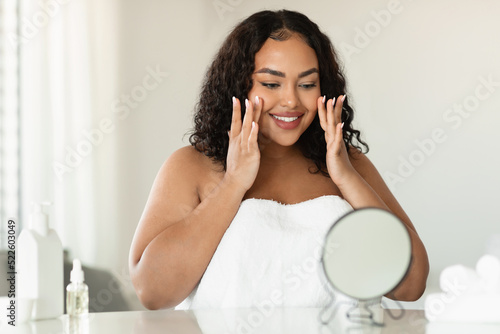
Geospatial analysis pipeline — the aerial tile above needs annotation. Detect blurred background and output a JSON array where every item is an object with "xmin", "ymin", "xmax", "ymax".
[{"xmin": 1, "ymin": 0, "xmax": 499, "ymax": 310}]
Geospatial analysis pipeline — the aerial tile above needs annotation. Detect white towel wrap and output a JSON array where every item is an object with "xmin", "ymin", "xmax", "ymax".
[{"xmin": 177, "ymin": 195, "xmax": 354, "ymax": 309}]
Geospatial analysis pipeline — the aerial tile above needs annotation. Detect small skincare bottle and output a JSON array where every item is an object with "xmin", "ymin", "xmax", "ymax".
[{"xmin": 66, "ymin": 259, "xmax": 89, "ymax": 317}]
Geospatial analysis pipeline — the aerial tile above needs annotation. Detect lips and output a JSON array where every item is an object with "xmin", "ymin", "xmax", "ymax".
[{"xmin": 269, "ymin": 112, "xmax": 303, "ymax": 130}]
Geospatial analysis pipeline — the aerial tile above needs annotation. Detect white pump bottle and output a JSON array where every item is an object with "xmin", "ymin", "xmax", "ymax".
[{"xmin": 18, "ymin": 202, "xmax": 64, "ymax": 320}]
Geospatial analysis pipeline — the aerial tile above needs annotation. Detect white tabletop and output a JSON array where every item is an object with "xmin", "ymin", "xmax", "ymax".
[{"xmin": 2, "ymin": 307, "xmax": 499, "ymax": 334}]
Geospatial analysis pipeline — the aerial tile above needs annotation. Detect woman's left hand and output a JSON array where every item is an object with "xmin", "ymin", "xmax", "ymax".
[{"xmin": 317, "ymin": 95, "xmax": 356, "ymax": 186}]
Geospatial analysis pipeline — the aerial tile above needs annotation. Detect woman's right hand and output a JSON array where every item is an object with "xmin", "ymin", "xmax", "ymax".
[{"xmin": 224, "ymin": 96, "xmax": 262, "ymax": 192}]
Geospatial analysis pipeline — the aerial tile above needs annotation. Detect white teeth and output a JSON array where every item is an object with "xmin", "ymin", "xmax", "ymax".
[{"xmin": 272, "ymin": 115, "xmax": 299, "ymax": 122}]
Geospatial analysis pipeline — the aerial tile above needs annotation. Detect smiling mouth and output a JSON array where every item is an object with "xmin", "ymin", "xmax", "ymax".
[
  {"xmin": 271, "ymin": 115, "xmax": 301, "ymax": 122},
  {"xmin": 269, "ymin": 113, "xmax": 303, "ymax": 130}
]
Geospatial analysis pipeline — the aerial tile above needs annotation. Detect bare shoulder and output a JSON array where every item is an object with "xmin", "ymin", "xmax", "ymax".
[
  {"xmin": 347, "ymin": 146, "xmax": 377, "ymax": 178},
  {"xmin": 347, "ymin": 147, "xmax": 389, "ymax": 194},
  {"xmin": 159, "ymin": 146, "xmax": 223, "ymax": 197},
  {"xmin": 165, "ymin": 145, "xmax": 210, "ymax": 168},
  {"xmin": 347, "ymin": 146, "xmax": 390, "ymax": 195},
  {"xmin": 162, "ymin": 146, "xmax": 218, "ymax": 176}
]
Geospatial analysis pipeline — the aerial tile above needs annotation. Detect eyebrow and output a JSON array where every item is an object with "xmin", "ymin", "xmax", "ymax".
[{"xmin": 254, "ymin": 67, "xmax": 319, "ymax": 78}]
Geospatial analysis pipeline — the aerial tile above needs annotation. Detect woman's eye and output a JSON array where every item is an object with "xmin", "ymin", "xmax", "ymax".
[
  {"xmin": 300, "ymin": 83, "xmax": 317, "ymax": 89},
  {"xmin": 260, "ymin": 82, "xmax": 280, "ymax": 89}
]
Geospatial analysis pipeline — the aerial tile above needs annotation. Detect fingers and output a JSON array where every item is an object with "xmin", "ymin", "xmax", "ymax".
[
  {"xmin": 241, "ymin": 98, "xmax": 254, "ymax": 141},
  {"xmin": 248, "ymin": 121, "xmax": 259, "ymax": 151},
  {"xmin": 332, "ymin": 99, "xmax": 345, "ymax": 154},
  {"xmin": 230, "ymin": 97, "xmax": 242, "ymax": 137},
  {"xmin": 231, "ymin": 96, "xmax": 261, "ymax": 139},
  {"xmin": 253, "ymin": 96, "xmax": 262, "ymax": 124},
  {"xmin": 317, "ymin": 95, "xmax": 327, "ymax": 131},
  {"xmin": 326, "ymin": 97, "xmax": 336, "ymax": 136},
  {"xmin": 335, "ymin": 122, "xmax": 343, "ymax": 144},
  {"xmin": 230, "ymin": 97, "xmax": 259, "ymax": 152},
  {"xmin": 318, "ymin": 94, "xmax": 346, "ymax": 131},
  {"xmin": 334, "ymin": 95, "xmax": 346, "ymax": 126}
]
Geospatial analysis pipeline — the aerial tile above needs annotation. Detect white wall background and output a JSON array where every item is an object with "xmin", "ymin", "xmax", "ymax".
[
  {"xmin": 117, "ymin": 0, "xmax": 500, "ymax": 307},
  {"xmin": 19, "ymin": 0, "xmax": 500, "ymax": 309}
]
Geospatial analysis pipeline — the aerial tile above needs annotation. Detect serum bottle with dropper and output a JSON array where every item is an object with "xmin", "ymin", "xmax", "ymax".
[{"xmin": 66, "ymin": 259, "xmax": 89, "ymax": 317}]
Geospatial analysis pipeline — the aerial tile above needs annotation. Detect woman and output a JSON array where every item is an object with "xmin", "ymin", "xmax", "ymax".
[{"xmin": 129, "ymin": 9, "xmax": 429, "ymax": 310}]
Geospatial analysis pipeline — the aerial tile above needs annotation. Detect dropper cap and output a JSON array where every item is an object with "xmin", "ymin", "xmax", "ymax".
[{"xmin": 70, "ymin": 259, "xmax": 85, "ymax": 283}]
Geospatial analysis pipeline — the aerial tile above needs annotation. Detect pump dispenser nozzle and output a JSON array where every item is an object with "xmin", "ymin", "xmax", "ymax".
[{"xmin": 30, "ymin": 201, "xmax": 52, "ymax": 236}]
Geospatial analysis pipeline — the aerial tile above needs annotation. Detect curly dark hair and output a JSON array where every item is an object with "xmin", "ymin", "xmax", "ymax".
[{"xmin": 189, "ymin": 9, "xmax": 368, "ymax": 175}]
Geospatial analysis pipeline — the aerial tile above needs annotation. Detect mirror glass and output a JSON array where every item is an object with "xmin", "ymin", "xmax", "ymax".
[{"xmin": 322, "ymin": 208, "xmax": 412, "ymax": 300}]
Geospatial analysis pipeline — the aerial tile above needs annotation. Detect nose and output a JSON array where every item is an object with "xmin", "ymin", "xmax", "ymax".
[{"xmin": 280, "ymin": 85, "xmax": 299, "ymax": 109}]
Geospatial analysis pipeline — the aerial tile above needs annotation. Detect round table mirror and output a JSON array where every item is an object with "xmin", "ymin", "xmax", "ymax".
[{"xmin": 321, "ymin": 208, "xmax": 412, "ymax": 301}]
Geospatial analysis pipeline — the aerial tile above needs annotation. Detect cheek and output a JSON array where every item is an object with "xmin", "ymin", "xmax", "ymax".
[
  {"xmin": 304, "ymin": 96, "xmax": 319, "ymax": 115},
  {"xmin": 252, "ymin": 92, "xmax": 278, "ymax": 114},
  {"xmin": 305, "ymin": 110, "xmax": 318, "ymax": 128},
  {"xmin": 301, "ymin": 87, "xmax": 321, "ymax": 107}
]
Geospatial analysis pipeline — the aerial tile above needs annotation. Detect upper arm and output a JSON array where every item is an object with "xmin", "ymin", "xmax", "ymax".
[
  {"xmin": 129, "ymin": 146, "xmax": 202, "ymax": 266},
  {"xmin": 349, "ymin": 149, "xmax": 418, "ymax": 233}
]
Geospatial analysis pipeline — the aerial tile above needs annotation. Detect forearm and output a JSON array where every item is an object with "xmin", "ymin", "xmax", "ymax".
[
  {"xmin": 387, "ymin": 228, "xmax": 429, "ymax": 301},
  {"xmin": 336, "ymin": 169, "xmax": 389, "ymax": 210},
  {"xmin": 131, "ymin": 177, "xmax": 246, "ymax": 309}
]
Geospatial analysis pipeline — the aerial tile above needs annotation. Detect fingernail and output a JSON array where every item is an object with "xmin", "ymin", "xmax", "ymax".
[
  {"xmin": 341, "ymin": 122, "xmax": 345, "ymax": 129},
  {"xmin": 232, "ymin": 96, "xmax": 236, "ymax": 105},
  {"xmin": 322, "ymin": 95, "xmax": 326, "ymax": 103},
  {"xmin": 332, "ymin": 97, "xmax": 336, "ymax": 107},
  {"xmin": 252, "ymin": 121, "xmax": 255, "ymax": 129},
  {"xmin": 342, "ymin": 95, "xmax": 347, "ymax": 102},
  {"xmin": 255, "ymin": 96, "xmax": 259, "ymax": 106},
  {"xmin": 245, "ymin": 99, "xmax": 249, "ymax": 108}
]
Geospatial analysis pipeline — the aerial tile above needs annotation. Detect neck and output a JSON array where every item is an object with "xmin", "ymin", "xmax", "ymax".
[{"xmin": 259, "ymin": 140, "xmax": 302, "ymax": 166}]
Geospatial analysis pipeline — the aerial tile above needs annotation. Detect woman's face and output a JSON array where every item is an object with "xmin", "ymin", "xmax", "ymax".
[{"xmin": 248, "ymin": 33, "xmax": 321, "ymax": 147}]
